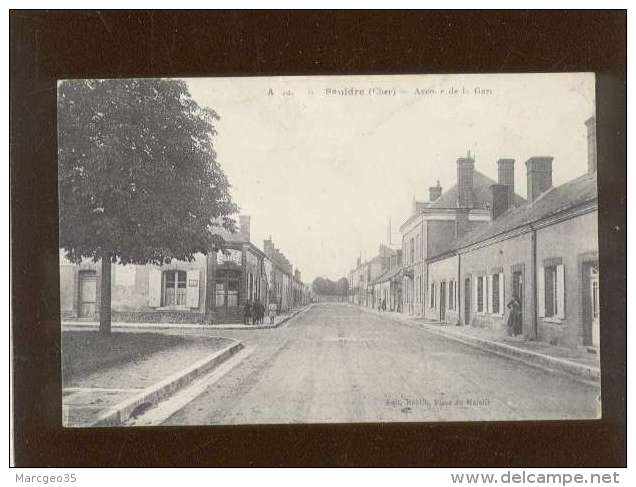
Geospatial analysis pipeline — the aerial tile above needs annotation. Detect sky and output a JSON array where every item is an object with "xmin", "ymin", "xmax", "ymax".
[{"xmin": 185, "ymin": 73, "xmax": 595, "ymax": 284}]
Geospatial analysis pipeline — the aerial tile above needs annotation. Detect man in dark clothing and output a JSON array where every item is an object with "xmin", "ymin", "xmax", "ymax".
[
  {"xmin": 243, "ymin": 300, "xmax": 252, "ymax": 325},
  {"xmin": 253, "ymin": 300, "xmax": 263, "ymax": 325},
  {"xmin": 506, "ymin": 295, "xmax": 522, "ymax": 336}
]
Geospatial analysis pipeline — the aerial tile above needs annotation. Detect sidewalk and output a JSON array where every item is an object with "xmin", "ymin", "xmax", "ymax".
[
  {"xmin": 354, "ymin": 305, "xmax": 600, "ymax": 384},
  {"xmin": 62, "ymin": 334, "xmax": 243, "ymax": 427},
  {"xmin": 62, "ymin": 304, "xmax": 314, "ymax": 332}
]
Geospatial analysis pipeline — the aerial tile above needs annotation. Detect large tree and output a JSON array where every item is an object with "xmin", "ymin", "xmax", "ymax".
[
  {"xmin": 311, "ymin": 277, "xmax": 349, "ymax": 297},
  {"xmin": 58, "ymin": 79, "xmax": 238, "ymax": 334}
]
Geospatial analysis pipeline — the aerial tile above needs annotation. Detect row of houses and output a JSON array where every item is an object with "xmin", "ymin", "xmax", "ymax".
[
  {"xmin": 348, "ymin": 116, "xmax": 600, "ymax": 352},
  {"xmin": 60, "ymin": 215, "xmax": 312, "ymax": 324}
]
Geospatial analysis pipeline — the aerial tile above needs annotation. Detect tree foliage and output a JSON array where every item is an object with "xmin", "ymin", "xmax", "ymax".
[
  {"xmin": 58, "ymin": 78, "xmax": 238, "ymax": 265},
  {"xmin": 311, "ymin": 277, "xmax": 349, "ymax": 296}
]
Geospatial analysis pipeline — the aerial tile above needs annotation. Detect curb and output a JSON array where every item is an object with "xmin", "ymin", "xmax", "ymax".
[
  {"xmin": 207, "ymin": 303, "xmax": 314, "ymax": 330},
  {"xmin": 354, "ymin": 304, "xmax": 600, "ymax": 384},
  {"xmin": 61, "ymin": 304, "xmax": 314, "ymax": 332},
  {"xmin": 88, "ymin": 339, "xmax": 244, "ymax": 427}
]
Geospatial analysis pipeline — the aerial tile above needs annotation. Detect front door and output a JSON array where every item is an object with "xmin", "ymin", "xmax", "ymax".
[
  {"xmin": 464, "ymin": 277, "xmax": 471, "ymax": 325},
  {"xmin": 512, "ymin": 271, "xmax": 524, "ymax": 334},
  {"xmin": 440, "ymin": 281, "xmax": 446, "ymax": 322},
  {"xmin": 214, "ymin": 270, "xmax": 240, "ymax": 316},
  {"xmin": 78, "ymin": 271, "xmax": 97, "ymax": 318},
  {"xmin": 590, "ymin": 264, "xmax": 600, "ymax": 348}
]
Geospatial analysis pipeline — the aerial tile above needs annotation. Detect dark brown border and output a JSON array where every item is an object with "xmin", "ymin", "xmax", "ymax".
[{"xmin": 10, "ymin": 10, "xmax": 626, "ymax": 467}]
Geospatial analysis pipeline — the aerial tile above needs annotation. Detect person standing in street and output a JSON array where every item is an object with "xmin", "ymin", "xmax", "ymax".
[
  {"xmin": 243, "ymin": 300, "xmax": 252, "ymax": 326},
  {"xmin": 506, "ymin": 295, "xmax": 522, "ymax": 337},
  {"xmin": 268, "ymin": 301, "xmax": 277, "ymax": 325},
  {"xmin": 253, "ymin": 299, "xmax": 263, "ymax": 325}
]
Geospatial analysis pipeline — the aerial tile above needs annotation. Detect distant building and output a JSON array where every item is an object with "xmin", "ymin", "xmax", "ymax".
[{"xmin": 369, "ymin": 246, "xmax": 403, "ymax": 312}]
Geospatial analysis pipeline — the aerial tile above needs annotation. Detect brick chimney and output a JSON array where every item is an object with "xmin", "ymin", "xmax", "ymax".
[
  {"xmin": 456, "ymin": 152, "xmax": 475, "ymax": 208},
  {"xmin": 490, "ymin": 184, "xmax": 510, "ymax": 220},
  {"xmin": 497, "ymin": 158, "xmax": 515, "ymax": 208},
  {"xmin": 263, "ymin": 237, "xmax": 274, "ymax": 256},
  {"xmin": 585, "ymin": 116, "xmax": 597, "ymax": 174},
  {"xmin": 429, "ymin": 180, "xmax": 442, "ymax": 202},
  {"xmin": 238, "ymin": 215, "xmax": 251, "ymax": 242},
  {"xmin": 525, "ymin": 157, "xmax": 553, "ymax": 202}
]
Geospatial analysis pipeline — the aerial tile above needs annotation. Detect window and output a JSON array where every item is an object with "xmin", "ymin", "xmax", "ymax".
[
  {"xmin": 448, "ymin": 280, "xmax": 454, "ymax": 310},
  {"xmin": 492, "ymin": 274, "xmax": 500, "ymax": 314},
  {"xmin": 410, "ymin": 238, "xmax": 415, "ymax": 263},
  {"xmin": 545, "ymin": 266, "xmax": 557, "ymax": 316},
  {"xmin": 430, "ymin": 282, "xmax": 436, "ymax": 308},
  {"xmin": 477, "ymin": 276, "xmax": 484, "ymax": 312},
  {"xmin": 163, "ymin": 270, "xmax": 187, "ymax": 306},
  {"xmin": 539, "ymin": 263, "xmax": 565, "ymax": 320},
  {"xmin": 248, "ymin": 272, "xmax": 254, "ymax": 300},
  {"xmin": 415, "ymin": 235, "xmax": 419, "ymax": 263}
]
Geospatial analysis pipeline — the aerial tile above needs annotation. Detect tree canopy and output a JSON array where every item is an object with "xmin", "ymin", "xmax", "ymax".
[
  {"xmin": 311, "ymin": 277, "xmax": 349, "ymax": 296},
  {"xmin": 58, "ymin": 78, "xmax": 238, "ymax": 265}
]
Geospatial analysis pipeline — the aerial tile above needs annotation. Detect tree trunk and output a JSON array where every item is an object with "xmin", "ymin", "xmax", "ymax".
[{"xmin": 99, "ymin": 255, "xmax": 112, "ymax": 335}]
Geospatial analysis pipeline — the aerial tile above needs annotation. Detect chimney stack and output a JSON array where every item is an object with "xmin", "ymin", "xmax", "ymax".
[
  {"xmin": 263, "ymin": 236, "xmax": 274, "ymax": 256},
  {"xmin": 585, "ymin": 116, "xmax": 597, "ymax": 174},
  {"xmin": 525, "ymin": 157, "xmax": 553, "ymax": 202},
  {"xmin": 429, "ymin": 180, "xmax": 442, "ymax": 202},
  {"xmin": 456, "ymin": 151, "xmax": 475, "ymax": 208},
  {"xmin": 490, "ymin": 184, "xmax": 511, "ymax": 220},
  {"xmin": 239, "ymin": 215, "xmax": 251, "ymax": 242},
  {"xmin": 497, "ymin": 158, "xmax": 515, "ymax": 208}
]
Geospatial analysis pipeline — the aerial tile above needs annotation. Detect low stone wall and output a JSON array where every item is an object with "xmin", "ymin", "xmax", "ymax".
[{"xmin": 111, "ymin": 310, "xmax": 207, "ymax": 324}]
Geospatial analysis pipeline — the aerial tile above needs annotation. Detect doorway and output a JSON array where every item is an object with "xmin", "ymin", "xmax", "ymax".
[
  {"xmin": 512, "ymin": 270, "xmax": 524, "ymax": 335},
  {"xmin": 78, "ymin": 271, "xmax": 97, "ymax": 318},
  {"xmin": 440, "ymin": 281, "xmax": 446, "ymax": 322},
  {"xmin": 214, "ymin": 269, "xmax": 241, "ymax": 314},
  {"xmin": 589, "ymin": 263, "xmax": 600, "ymax": 348},
  {"xmin": 464, "ymin": 277, "xmax": 471, "ymax": 325}
]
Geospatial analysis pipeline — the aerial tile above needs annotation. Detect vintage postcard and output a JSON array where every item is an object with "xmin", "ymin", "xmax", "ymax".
[{"xmin": 58, "ymin": 73, "xmax": 600, "ymax": 427}]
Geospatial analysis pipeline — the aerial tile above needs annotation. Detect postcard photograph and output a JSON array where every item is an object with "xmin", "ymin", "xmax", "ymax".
[{"xmin": 57, "ymin": 73, "xmax": 601, "ymax": 427}]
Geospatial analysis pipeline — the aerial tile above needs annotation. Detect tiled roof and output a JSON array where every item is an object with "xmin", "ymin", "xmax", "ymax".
[
  {"xmin": 432, "ymin": 172, "xmax": 598, "ymax": 257},
  {"xmin": 429, "ymin": 170, "xmax": 526, "ymax": 209},
  {"xmin": 370, "ymin": 266, "xmax": 403, "ymax": 285}
]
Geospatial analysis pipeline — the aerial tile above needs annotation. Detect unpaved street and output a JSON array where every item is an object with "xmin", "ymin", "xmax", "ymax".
[{"xmin": 163, "ymin": 303, "xmax": 600, "ymax": 425}]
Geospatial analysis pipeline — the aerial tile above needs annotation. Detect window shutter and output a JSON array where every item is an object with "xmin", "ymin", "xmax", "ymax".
[
  {"xmin": 486, "ymin": 275, "xmax": 492, "ymax": 314},
  {"xmin": 474, "ymin": 277, "xmax": 479, "ymax": 311},
  {"xmin": 537, "ymin": 266, "xmax": 545, "ymax": 318},
  {"xmin": 499, "ymin": 272, "xmax": 505, "ymax": 315},
  {"xmin": 148, "ymin": 268, "xmax": 162, "ymax": 307},
  {"xmin": 186, "ymin": 270, "xmax": 200, "ymax": 308},
  {"xmin": 556, "ymin": 264, "xmax": 565, "ymax": 320}
]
